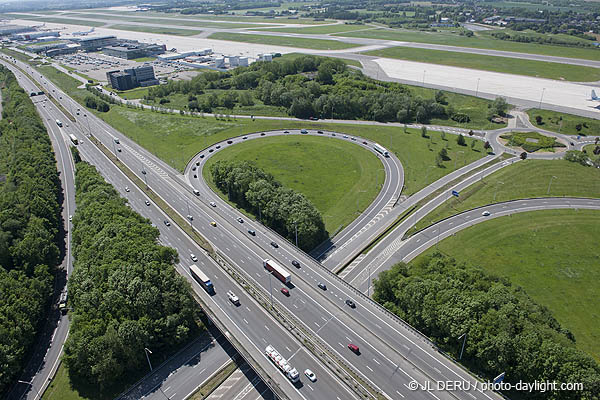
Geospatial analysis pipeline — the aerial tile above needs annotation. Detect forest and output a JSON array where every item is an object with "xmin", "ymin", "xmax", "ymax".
[
  {"xmin": 0, "ymin": 65, "xmax": 60, "ymax": 394},
  {"xmin": 63, "ymin": 161, "xmax": 202, "ymax": 390},
  {"xmin": 374, "ymin": 252, "xmax": 600, "ymax": 400},
  {"xmin": 210, "ymin": 160, "xmax": 327, "ymax": 251},
  {"xmin": 144, "ymin": 55, "xmax": 508, "ymax": 124}
]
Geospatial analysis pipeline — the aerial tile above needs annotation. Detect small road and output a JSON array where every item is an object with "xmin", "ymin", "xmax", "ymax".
[{"xmin": 349, "ymin": 197, "xmax": 600, "ymax": 293}]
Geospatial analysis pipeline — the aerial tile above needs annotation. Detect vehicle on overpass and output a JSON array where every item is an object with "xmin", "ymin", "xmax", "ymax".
[
  {"xmin": 373, "ymin": 143, "xmax": 389, "ymax": 157},
  {"xmin": 55, "ymin": 119, "xmax": 63, "ymax": 127},
  {"xmin": 69, "ymin": 134, "xmax": 78, "ymax": 145},
  {"xmin": 265, "ymin": 345, "xmax": 300, "ymax": 383},
  {"xmin": 190, "ymin": 264, "xmax": 214, "ymax": 294},
  {"xmin": 263, "ymin": 259, "xmax": 291, "ymax": 284}
]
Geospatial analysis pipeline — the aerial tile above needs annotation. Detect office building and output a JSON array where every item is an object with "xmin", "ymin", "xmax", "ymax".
[
  {"xmin": 102, "ymin": 42, "xmax": 166, "ymax": 60},
  {"xmin": 106, "ymin": 65, "xmax": 158, "ymax": 91},
  {"xmin": 78, "ymin": 35, "xmax": 117, "ymax": 51}
]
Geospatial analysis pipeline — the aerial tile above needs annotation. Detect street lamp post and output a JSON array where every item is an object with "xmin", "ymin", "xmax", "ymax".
[
  {"xmin": 458, "ymin": 333, "xmax": 467, "ymax": 360},
  {"xmin": 18, "ymin": 380, "xmax": 42, "ymax": 400},
  {"xmin": 422, "ymin": 70, "xmax": 426, "ymax": 87},
  {"xmin": 144, "ymin": 347, "xmax": 153, "ymax": 371},
  {"xmin": 475, "ymin": 78, "xmax": 480, "ymax": 97},
  {"xmin": 367, "ymin": 266, "xmax": 372, "ymax": 297},
  {"xmin": 547, "ymin": 175, "xmax": 558, "ymax": 195},
  {"xmin": 539, "ymin": 88, "xmax": 545, "ymax": 109}
]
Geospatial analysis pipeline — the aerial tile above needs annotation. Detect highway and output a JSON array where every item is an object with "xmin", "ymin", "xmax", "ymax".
[
  {"xmin": 5, "ymin": 67, "xmax": 76, "ymax": 400},
  {"xmin": 2, "ymin": 56, "xmax": 361, "ymax": 400},
  {"xmin": 3, "ymin": 56, "xmax": 508, "ymax": 400}
]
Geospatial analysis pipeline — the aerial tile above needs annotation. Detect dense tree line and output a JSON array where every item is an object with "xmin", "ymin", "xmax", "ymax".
[
  {"xmin": 374, "ymin": 252, "xmax": 600, "ymax": 400},
  {"xmin": 210, "ymin": 160, "xmax": 327, "ymax": 251},
  {"xmin": 64, "ymin": 162, "xmax": 202, "ymax": 389},
  {"xmin": 0, "ymin": 65, "xmax": 60, "ymax": 394},
  {"xmin": 144, "ymin": 55, "xmax": 507, "ymax": 124},
  {"xmin": 491, "ymin": 31, "xmax": 597, "ymax": 48}
]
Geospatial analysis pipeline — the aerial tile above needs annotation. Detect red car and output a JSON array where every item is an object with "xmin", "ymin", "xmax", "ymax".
[
  {"xmin": 281, "ymin": 288, "xmax": 290, "ymax": 296},
  {"xmin": 348, "ymin": 343, "xmax": 360, "ymax": 354}
]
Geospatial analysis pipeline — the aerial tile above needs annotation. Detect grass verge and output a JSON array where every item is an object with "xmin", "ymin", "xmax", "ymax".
[
  {"xmin": 202, "ymin": 135, "xmax": 384, "ymax": 234},
  {"xmin": 416, "ymin": 209, "xmax": 600, "ymax": 361},
  {"xmin": 255, "ymin": 24, "xmax": 376, "ymax": 35},
  {"xmin": 208, "ymin": 32, "xmax": 361, "ymax": 50},
  {"xmin": 526, "ymin": 109, "xmax": 600, "ymax": 136},
  {"xmin": 188, "ymin": 360, "xmax": 239, "ymax": 399},
  {"xmin": 336, "ymin": 28, "xmax": 600, "ymax": 61},
  {"xmin": 363, "ymin": 46, "xmax": 600, "ymax": 82},
  {"xmin": 407, "ymin": 159, "xmax": 600, "ymax": 235},
  {"xmin": 111, "ymin": 24, "xmax": 203, "ymax": 37}
]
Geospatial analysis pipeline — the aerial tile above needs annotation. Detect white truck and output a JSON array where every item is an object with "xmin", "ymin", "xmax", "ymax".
[
  {"xmin": 227, "ymin": 290, "xmax": 240, "ymax": 305},
  {"xmin": 265, "ymin": 345, "xmax": 300, "ymax": 383}
]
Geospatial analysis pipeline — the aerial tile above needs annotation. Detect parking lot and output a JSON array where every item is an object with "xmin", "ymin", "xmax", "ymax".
[{"xmin": 54, "ymin": 52, "xmax": 199, "ymax": 83}]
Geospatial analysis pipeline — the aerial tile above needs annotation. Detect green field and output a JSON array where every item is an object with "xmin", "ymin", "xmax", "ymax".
[
  {"xmin": 77, "ymin": 9, "xmax": 335, "ymax": 24},
  {"xmin": 90, "ymin": 105, "xmax": 483, "ymax": 195},
  {"xmin": 364, "ymin": 46, "xmax": 600, "ymax": 82},
  {"xmin": 37, "ymin": 65, "xmax": 88, "ymax": 102},
  {"xmin": 255, "ymin": 24, "xmax": 377, "ymax": 35},
  {"xmin": 7, "ymin": 15, "xmax": 107, "ymax": 27},
  {"xmin": 111, "ymin": 24, "xmax": 203, "ymax": 36},
  {"xmin": 499, "ymin": 131, "xmax": 566, "ymax": 152},
  {"xmin": 418, "ymin": 209, "xmax": 600, "ymax": 361},
  {"xmin": 202, "ymin": 135, "xmax": 384, "ymax": 234},
  {"xmin": 408, "ymin": 159, "xmax": 600, "ymax": 234},
  {"xmin": 527, "ymin": 109, "xmax": 600, "ymax": 136},
  {"xmin": 42, "ymin": 363, "xmax": 114, "ymax": 400},
  {"xmin": 208, "ymin": 32, "xmax": 360, "ymax": 50},
  {"xmin": 336, "ymin": 29, "xmax": 600, "ymax": 61}
]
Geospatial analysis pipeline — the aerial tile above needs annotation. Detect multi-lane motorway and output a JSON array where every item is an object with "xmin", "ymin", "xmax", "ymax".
[
  {"xmin": 3, "ymin": 55, "xmax": 508, "ymax": 400},
  {"xmin": 4, "ymin": 51, "xmax": 599, "ymax": 400}
]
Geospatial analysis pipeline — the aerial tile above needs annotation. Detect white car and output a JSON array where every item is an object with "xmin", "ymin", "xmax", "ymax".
[
  {"xmin": 227, "ymin": 290, "xmax": 240, "ymax": 305},
  {"xmin": 210, "ymin": 202, "xmax": 216, "ymax": 207},
  {"xmin": 304, "ymin": 369, "xmax": 316, "ymax": 382},
  {"xmin": 482, "ymin": 211, "xmax": 491, "ymax": 216},
  {"xmin": 68, "ymin": 215, "xmax": 72, "ymax": 221},
  {"xmin": 125, "ymin": 186, "xmax": 130, "ymax": 192},
  {"xmin": 190, "ymin": 254, "xmax": 198, "ymax": 262}
]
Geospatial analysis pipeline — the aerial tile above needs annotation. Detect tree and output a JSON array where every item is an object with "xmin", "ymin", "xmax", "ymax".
[
  {"xmin": 483, "ymin": 141, "xmax": 491, "ymax": 151},
  {"xmin": 535, "ymin": 115, "xmax": 543, "ymax": 125},
  {"xmin": 441, "ymin": 130, "xmax": 446, "ymax": 141},
  {"xmin": 490, "ymin": 97, "xmax": 509, "ymax": 117},
  {"xmin": 435, "ymin": 153, "xmax": 444, "ymax": 168},
  {"xmin": 564, "ymin": 150, "xmax": 589, "ymax": 166},
  {"xmin": 421, "ymin": 126, "xmax": 428, "ymax": 138},
  {"xmin": 457, "ymin": 134, "xmax": 466, "ymax": 146},
  {"xmin": 438, "ymin": 147, "xmax": 449, "ymax": 160},
  {"xmin": 435, "ymin": 90, "xmax": 447, "ymax": 105},
  {"xmin": 520, "ymin": 151, "xmax": 528, "ymax": 160}
]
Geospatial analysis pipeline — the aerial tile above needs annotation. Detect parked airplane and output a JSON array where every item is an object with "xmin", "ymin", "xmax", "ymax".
[
  {"xmin": 73, "ymin": 27, "xmax": 95, "ymax": 36},
  {"xmin": 591, "ymin": 89, "xmax": 599, "ymax": 101}
]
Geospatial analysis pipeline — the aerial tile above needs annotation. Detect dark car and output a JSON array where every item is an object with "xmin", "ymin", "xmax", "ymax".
[
  {"xmin": 345, "ymin": 299, "xmax": 356, "ymax": 308},
  {"xmin": 291, "ymin": 260, "xmax": 300, "ymax": 268},
  {"xmin": 192, "ymin": 166, "xmax": 196, "ymax": 171},
  {"xmin": 309, "ymin": 117, "xmax": 318, "ymax": 121},
  {"xmin": 284, "ymin": 130, "xmax": 289, "ymax": 134},
  {"xmin": 164, "ymin": 220, "xmax": 171, "ymax": 226},
  {"xmin": 208, "ymin": 149, "xmax": 214, "ymax": 153},
  {"xmin": 317, "ymin": 130, "xmax": 323, "ymax": 134},
  {"xmin": 270, "ymin": 241, "xmax": 278, "ymax": 248},
  {"xmin": 248, "ymin": 229, "xmax": 256, "ymax": 236},
  {"xmin": 362, "ymin": 141, "xmax": 368, "ymax": 145},
  {"xmin": 318, "ymin": 282, "xmax": 327, "ymax": 290},
  {"xmin": 243, "ymin": 136, "xmax": 248, "ymax": 140},
  {"xmin": 199, "ymin": 154, "xmax": 205, "ymax": 159},
  {"xmin": 260, "ymin": 132, "xmax": 266, "ymax": 136},
  {"xmin": 227, "ymin": 140, "xmax": 233, "ymax": 144},
  {"xmin": 216, "ymin": 145, "xmax": 221, "ymax": 149},
  {"xmin": 196, "ymin": 161, "xmax": 201, "ymax": 165}
]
